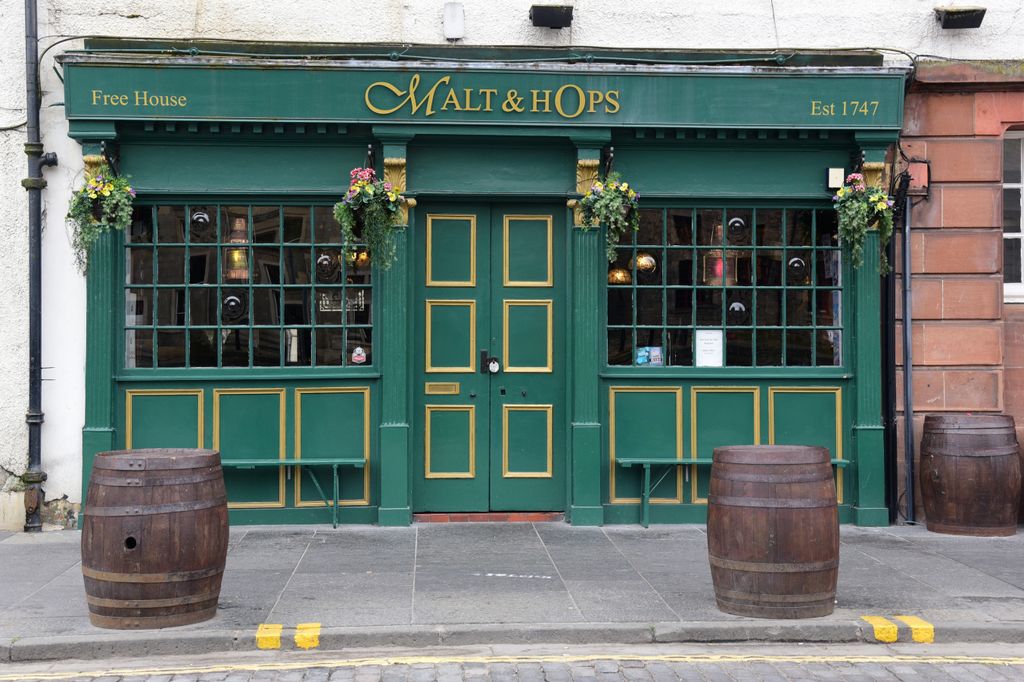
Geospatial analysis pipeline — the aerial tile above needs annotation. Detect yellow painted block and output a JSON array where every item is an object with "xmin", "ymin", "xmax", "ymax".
[
  {"xmin": 295, "ymin": 622, "xmax": 322, "ymax": 650},
  {"xmin": 861, "ymin": 615, "xmax": 898, "ymax": 643},
  {"xmin": 255, "ymin": 623, "xmax": 283, "ymax": 649},
  {"xmin": 896, "ymin": 615, "xmax": 935, "ymax": 643}
]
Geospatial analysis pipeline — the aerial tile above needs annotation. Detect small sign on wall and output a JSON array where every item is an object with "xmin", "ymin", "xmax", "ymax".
[{"xmin": 695, "ymin": 329, "xmax": 724, "ymax": 367}]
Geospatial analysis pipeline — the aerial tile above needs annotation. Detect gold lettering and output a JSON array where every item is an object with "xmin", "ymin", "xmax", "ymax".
[
  {"xmin": 530, "ymin": 89, "xmax": 551, "ymax": 113},
  {"xmin": 587, "ymin": 90, "xmax": 605, "ymax": 113},
  {"xmin": 135, "ymin": 90, "xmax": 147, "ymax": 106},
  {"xmin": 364, "ymin": 74, "xmax": 451, "ymax": 117},
  {"xmin": 462, "ymin": 88, "xmax": 481, "ymax": 112},
  {"xmin": 604, "ymin": 90, "xmax": 620, "ymax": 114},
  {"xmin": 480, "ymin": 88, "xmax": 497, "ymax": 112},
  {"xmin": 441, "ymin": 87, "xmax": 463, "ymax": 111},
  {"xmin": 554, "ymin": 84, "xmax": 585, "ymax": 119},
  {"xmin": 91, "ymin": 90, "xmax": 102, "ymax": 105}
]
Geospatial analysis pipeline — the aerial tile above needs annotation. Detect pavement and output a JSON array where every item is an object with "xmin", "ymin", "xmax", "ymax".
[{"xmin": 1, "ymin": 523, "xmax": 1023, "ymax": 663}]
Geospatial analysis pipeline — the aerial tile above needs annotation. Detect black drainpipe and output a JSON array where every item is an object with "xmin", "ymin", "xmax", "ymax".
[
  {"xmin": 882, "ymin": 219, "xmax": 898, "ymax": 523},
  {"xmin": 901, "ymin": 192, "xmax": 915, "ymax": 523},
  {"xmin": 21, "ymin": 0, "xmax": 58, "ymax": 532}
]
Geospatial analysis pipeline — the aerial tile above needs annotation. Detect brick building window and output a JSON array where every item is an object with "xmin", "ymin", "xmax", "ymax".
[{"xmin": 1004, "ymin": 132, "xmax": 1024, "ymax": 302}]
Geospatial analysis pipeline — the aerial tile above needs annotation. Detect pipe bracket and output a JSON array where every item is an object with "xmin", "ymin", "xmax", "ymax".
[{"xmin": 21, "ymin": 177, "xmax": 46, "ymax": 190}]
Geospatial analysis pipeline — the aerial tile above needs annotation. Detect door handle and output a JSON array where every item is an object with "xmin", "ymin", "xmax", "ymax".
[{"xmin": 480, "ymin": 350, "xmax": 501, "ymax": 374}]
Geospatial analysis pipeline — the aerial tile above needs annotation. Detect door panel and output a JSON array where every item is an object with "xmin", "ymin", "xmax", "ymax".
[{"xmin": 413, "ymin": 203, "xmax": 565, "ymax": 512}]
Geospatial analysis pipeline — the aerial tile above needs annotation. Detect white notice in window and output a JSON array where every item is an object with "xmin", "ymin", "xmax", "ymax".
[{"xmin": 695, "ymin": 330, "xmax": 724, "ymax": 368}]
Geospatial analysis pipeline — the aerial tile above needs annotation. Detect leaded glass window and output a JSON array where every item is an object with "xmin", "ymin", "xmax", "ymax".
[
  {"xmin": 607, "ymin": 207, "xmax": 843, "ymax": 367},
  {"xmin": 124, "ymin": 204, "xmax": 373, "ymax": 369}
]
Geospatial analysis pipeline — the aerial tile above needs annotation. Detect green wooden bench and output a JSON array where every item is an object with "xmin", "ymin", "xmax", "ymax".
[
  {"xmin": 221, "ymin": 458, "xmax": 365, "ymax": 528},
  {"xmin": 617, "ymin": 457, "xmax": 850, "ymax": 528}
]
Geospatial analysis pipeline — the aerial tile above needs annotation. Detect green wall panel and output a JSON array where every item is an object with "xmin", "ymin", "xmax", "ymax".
[
  {"xmin": 425, "ymin": 406, "xmax": 475, "ymax": 476},
  {"xmin": 690, "ymin": 388, "xmax": 759, "ymax": 502},
  {"xmin": 215, "ymin": 389, "xmax": 285, "ymax": 507},
  {"xmin": 426, "ymin": 301, "xmax": 475, "ymax": 372},
  {"xmin": 609, "ymin": 387, "xmax": 682, "ymax": 503},
  {"xmin": 126, "ymin": 389, "xmax": 203, "ymax": 449},
  {"xmin": 296, "ymin": 388, "xmax": 371, "ymax": 505},
  {"xmin": 505, "ymin": 217, "xmax": 551, "ymax": 284},
  {"xmin": 428, "ymin": 215, "xmax": 475, "ymax": 285},
  {"xmin": 769, "ymin": 387, "xmax": 844, "ymax": 502},
  {"xmin": 409, "ymin": 143, "xmax": 574, "ymax": 196},
  {"xmin": 503, "ymin": 406, "xmax": 552, "ymax": 476},
  {"xmin": 505, "ymin": 302, "xmax": 551, "ymax": 371}
]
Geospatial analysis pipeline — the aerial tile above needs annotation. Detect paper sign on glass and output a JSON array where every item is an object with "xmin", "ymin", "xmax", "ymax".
[{"xmin": 695, "ymin": 330, "xmax": 724, "ymax": 367}]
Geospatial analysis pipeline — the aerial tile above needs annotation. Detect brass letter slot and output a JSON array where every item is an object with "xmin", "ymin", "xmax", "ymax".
[{"xmin": 425, "ymin": 382, "xmax": 460, "ymax": 395}]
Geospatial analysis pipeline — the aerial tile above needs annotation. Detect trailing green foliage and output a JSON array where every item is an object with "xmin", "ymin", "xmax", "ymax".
[
  {"xmin": 579, "ymin": 173, "xmax": 641, "ymax": 261},
  {"xmin": 66, "ymin": 164, "xmax": 135, "ymax": 273},
  {"xmin": 833, "ymin": 172, "xmax": 894, "ymax": 273},
  {"xmin": 333, "ymin": 166, "xmax": 404, "ymax": 270}
]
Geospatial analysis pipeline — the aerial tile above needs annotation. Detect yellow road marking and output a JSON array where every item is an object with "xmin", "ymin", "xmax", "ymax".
[
  {"xmin": 3, "ymin": 653, "xmax": 1023, "ymax": 681},
  {"xmin": 295, "ymin": 622, "xmax": 322, "ymax": 649},
  {"xmin": 896, "ymin": 615, "xmax": 935, "ymax": 644},
  {"xmin": 255, "ymin": 623, "xmax": 283, "ymax": 649},
  {"xmin": 861, "ymin": 615, "xmax": 899, "ymax": 643}
]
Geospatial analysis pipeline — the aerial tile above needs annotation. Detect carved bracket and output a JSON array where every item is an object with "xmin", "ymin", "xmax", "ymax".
[
  {"xmin": 384, "ymin": 157, "xmax": 411, "ymax": 224},
  {"xmin": 573, "ymin": 158, "xmax": 600, "ymax": 227}
]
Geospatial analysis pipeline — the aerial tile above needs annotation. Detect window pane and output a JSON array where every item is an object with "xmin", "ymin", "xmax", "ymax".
[
  {"xmin": 128, "ymin": 207, "xmax": 153, "ymax": 243},
  {"xmin": 189, "ymin": 288, "xmax": 217, "ymax": 326},
  {"xmin": 696, "ymin": 289, "xmax": 721, "ymax": 325},
  {"xmin": 157, "ymin": 206, "xmax": 185, "ymax": 243},
  {"xmin": 667, "ymin": 209, "xmax": 693, "ymax": 246},
  {"xmin": 316, "ymin": 327, "xmax": 344, "ymax": 365},
  {"xmin": 283, "ymin": 247, "xmax": 312, "ymax": 284},
  {"xmin": 786, "ymin": 250, "xmax": 812, "ymax": 285},
  {"xmin": 817, "ymin": 330, "xmax": 842, "ymax": 366},
  {"xmin": 607, "ymin": 288, "xmax": 632, "ymax": 326},
  {"xmin": 726, "ymin": 330, "xmax": 753, "ymax": 366},
  {"xmin": 189, "ymin": 330, "xmax": 218, "ymax": 367},
  {"xmin": 253, "ymin": 206, "xmax": 280, "ymax": 243},
  {"xmin": 635, "ymin": 329, "xmax": 662, "ymax": 366},
  {"xmin": 666, "ymin": 250, "xmax": 693, "ymax": 286},
  {"xmin": 757, "ymin": 290, "xmax": 782, "ymax": 326},
  {"xmin": 315, "ymin": 249, "xmax": 343, "ymax": 284},
  {"xmin": 634, "ymin": 250, "xmax": 661, "ymax": 285},
  {"xmin": 725, "ymin": 290, "xmax": 752, "ymax": 326},
  {"xmin": 787, "ymin": 209, "xmax": 813, "ymax": 246},
  {"xmin": 1004, "ymin": 238, "xmax": 1022, "ymax": 283},
  {"xmin": 253, "ymin": 289, "xmax": 280, "ymax": 325},
  {"xmin": 756, "ymin": 329, "xmax": 783, "ymax": 366},
  {"xmin": 348, "ymin": 288, "xmax": 372, "ymax": 326},
  {"xmin": 156, "ymin": 247, "xmax": 185, "ymax": 284},
  {"xmin": 817, "ymin": 250, "xmax": 842, "ymax": 286},
  {"xmin": 1005, "ymin": 137, "xmax": 1022, "ymax": 184},
  {"xmin": 346, "ymin": 328, "xmax": 373, "ymax": 366},
  {"xmin": 608, "ymin": 329, "xmax": 632, "ymax": 365},
  {"xmin": 284, "ymin": 328, "xmax": 311, "ymax": 365},
  {"xmin": 696, "ymin": 209, "xmax": 724, "ymax": 245},
  {"xmin": 1004, "ymin": 188, "xmax": 1021, "ymax": 233},
  {"xmin": 637, "ymin": 209, "xmax": 662, "ymax": 245},
  {"xmin": 667, "ymin": 328, "xmax": 691, "ymax": 366},
  {"xmin": 125, "ymin": 288, "xmax": 152, "ymax": 326},
  {"xmin": 786, "ymin": 330, "xmax": 813, "ymax": 366},
  {"xmin": 315, "ymin": 206, "xmax": 341, "ymax": 243},
  {"xmin": 725, "ymin": 210, "xmax": 752, "ymax": 246},
  {"xmin": 189, "ymin": 247, "xmax": 217, "ymax": 284},
  {"xmin": 188, "ymin": 206, "xmax": 216, "ymax": 243},
  {"xmin": 126, "ymin": 330, "xmax": 153, "ymax": 368},
  {"xmin": 756, "ymin": 250, "xmax": 783, "ymax": 286},
  {"xmin": 756, "ymin": 209, "xmax": 783, "ymax": 246},
  {"xmin": 283, "ymin": 206, "xmax": 312, "ymax": 243},
  {"xmin": 221, "ymin": 288, "xmax": 249, "ymax": 325},
  {"xmin": 786, "ymin": 290, "xmax": 813, "ymax": 326},
  {"xmin": 253, "ymin": 329, "xmax": 281, "ymax": 367},
  {"xmin": 157, "ymin": 288, "xmax": 186, "ymax": 326},
  {"xmin": 637, "ymin": 289, "xmax": 662, "ymax": 326},
  {"xmin": 284, "ymin": 289, "xmax": 310, "ymax": 325},
  {"xmin": 667, "ymin": 288, "xmax": 692, "ymax": 325},
  {"xmin": 817, "ymin": 290, "xmax": 842, "ymax": 327},
  {"xmin": 253, "ymin": 247, "xmax": 281, "ymax": 284},
  {"xmin": 221, "ymin": 329, "xmax": 250, "ymax": 367},
  {"xmin": 816, "ymin": 209, "xmax": 839, "ymax": 247},
  {"xmin": 316, "ymin": 289, "xmax": 343, "ymax": 325},
  {"xmin": 157, "ymin": 330, "xmax": 186, "ymax": 367}
]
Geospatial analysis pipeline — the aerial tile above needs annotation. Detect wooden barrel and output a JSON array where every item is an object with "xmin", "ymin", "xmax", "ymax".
[
  {"xmin": 81, "ymin": 449, "xmax": 229, "ymax": 629},
  {"xmin": 920, "ymin": 414, "xmax": 1021, "ymax": 537},
  {"xmin": 707, "ymin": 445, "xmax": 839, "ymax": 619}
]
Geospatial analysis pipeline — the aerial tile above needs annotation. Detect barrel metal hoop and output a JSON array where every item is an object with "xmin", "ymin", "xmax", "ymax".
[
  {"xmin": 920, "ymin": 447, "xmax": 1019, "ymax": 458},
  {"xmin": 94, "ymin": 455, "xmax": 221, "ymax": 471},
  {"xmin": 89, "ymin": 469, "xmax": 223, "ymax": 487},
  {"xmin": 82, "ymin": 565, "xmax": 225, "ymax": 583},
  {"xmin": 711, "ymin": 471, "xmax": 834, "ymax": 484},
  {"xmin": 86, "ymin": 591, "xmax": 220, "ymax": 609},
  {"xmin": 714, "ymin": 587, "xmax": 836, "ymax": 604},
  {"xmin": 709, "ymin": 554, "xmax": 838, "ymax": 573},
  {"xmin": 88, "ymin": 606, "xmax": 218, "ymax": 629},
  {"xmin": 708, "ymin": 495, "xmax": 836, "ymax": 509},
  {"xmin": 84, "ymin": 497, "xmax": 226, "ymax": 517}
]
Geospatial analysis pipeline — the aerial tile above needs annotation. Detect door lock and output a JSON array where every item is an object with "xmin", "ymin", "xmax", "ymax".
[{"xmin": 480, "ymin": 350, "xmax": 501, "ymax": 374}]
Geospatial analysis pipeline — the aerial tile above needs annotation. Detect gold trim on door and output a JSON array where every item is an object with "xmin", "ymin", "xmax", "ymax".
[
  {"xmin": 213, "ymin": 388, "xmax": 286, "ymax": 509},
  {"xmin": 294, "ymin": 387, "xmax": 371, "ymax": 507},
  {"xmin": 768, "ymin": 387, "xmax": 844, "ymax": 504},
  {"xmin": 425, "ymin": 299, "xmax": 477, "ymax": 373},
  {"xmin": 125, "ymin": 389, "xmax": 205, "ymax": 450},
  {"xmin": 690, "ymin": 386, "xmax": 761, "ymax": 504},
  {"xmin": 426, "ymin": 214, "xmax": 477, "ymax": 287},
  {"xmin": 608, "ymin": 386, "xmax": 683, "ymax": 504},
  {"xmin": 503, "ymin": 215, "xmax": 553, "ymax": 287},
  {"xmin": 502, "ymin": 299, "xmax": 553, "ymax": 373},
  {"xmin": 424, "ymin": 405, "xmax": 476, "ymax": 479},
  {"xmin": 425, "ymin": 382, "xmax": 460, "ymax": 395},
  {"xmin": 502, "ymin": 404, "xmax": 553, "ymax": 478}
]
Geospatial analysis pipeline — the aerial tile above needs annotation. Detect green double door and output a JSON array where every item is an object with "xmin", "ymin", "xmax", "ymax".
[{"xmin": 413, "ymin": 203, "xmax": 566, "ymax": 512}]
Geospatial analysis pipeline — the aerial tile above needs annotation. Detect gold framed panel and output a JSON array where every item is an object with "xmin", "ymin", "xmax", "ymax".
[
  {"xmin": 424, "ymin": 405, "xmax": 476, "ymax": 479},
  {"xmin": 502, "ymin": 299, "xmax": 553, "ymax": 373},
  {"xmin": 125, "ymin": 388, "xmax": 205, "ymax": 450},
  {"xmin": 425, "ymin": 299, "xmax": 477, "ymax": 373},
  {"xmin": 503, "ymin": 214, "xmax": 553, "ymax": 287},
  {"xmin": 294, "ymin": 387, "xmax": 371, "ymax": 507},
  {"xmin": 502, "ymin": 404, "xmax": 553, "ymax": 478},
  {"xmin": 768, "ymin": 387, "xmax": 844, "ymax": 504},
  {"xmin": 213, "ymin": 388, "xmax": 286, "ymax": 509},
  {"xmin": 689, "ymin": 386, "xmax": 761, "ymax": 504},
  {"xmin": 425, "ymin": 382, "xmax": 460, "ymax": 395},
  {"xmin": 426, "ymin": 213, "xmax": 477, "ymax": 287},
  {"xmin": 608, "ymin": 386, "xmax": 684, "ymax": 504}
]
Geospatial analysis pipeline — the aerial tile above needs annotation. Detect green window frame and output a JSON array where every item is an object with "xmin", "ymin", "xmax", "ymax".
[
  {"xmin": 122, "ymin": 202, "xmax": 373, "ymax": 370},
  {"xmin": 606, "ymin": 205, "xmax": 845, "ymax": 369}
]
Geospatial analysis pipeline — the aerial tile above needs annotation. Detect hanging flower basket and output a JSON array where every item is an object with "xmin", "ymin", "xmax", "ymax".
[
  {"xmin": 833, "ymin": 172, "xmax": 895, "ymax": 273},
  {"xmin": 578, "ymin": 172, "xmax": 641, "ymax": 261},
  {"xmin": 333, "ymin": 166, "xmax": 405, "ymax": 271},
  {"xmin": 67, "ymin": 164, "xmax": 135, "ymax": 273}
]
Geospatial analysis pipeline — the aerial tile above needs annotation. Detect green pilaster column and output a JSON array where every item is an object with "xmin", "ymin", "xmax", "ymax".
[
  {"xmin": 568, "ymin": 144, "xmax": 605, "ymax": 525},
  {"xmin": 851, "ymin": 134, "xmax": 895, "ymax": 526},
  {"xmin": 376, "ymin": 138, "xmax": 414, "ymax": 525},
  {"xmin": 81, "ymin": 208, "xmax": 118, "ymax": 511}
]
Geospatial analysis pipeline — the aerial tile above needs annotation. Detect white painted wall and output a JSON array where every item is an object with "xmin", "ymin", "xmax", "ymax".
[{"xmin": 1, "ymin": 0, "xmax": 1022, "ymax": 506}]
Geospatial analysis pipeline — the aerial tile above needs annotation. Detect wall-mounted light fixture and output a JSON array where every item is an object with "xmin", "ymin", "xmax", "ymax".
[
  {"xmin": 530, "ymin": 5, "xmax": 573, "ymax": 28},
  {"xmin": 443, "ymin": 2, "xmax": 465, "ymax": 41},
  {"xmin": 934, "ymin": 6, "xmax": 986, "ymax": 29}
]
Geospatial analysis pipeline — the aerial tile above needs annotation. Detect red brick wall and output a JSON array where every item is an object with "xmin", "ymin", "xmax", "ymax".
[{"xmin": 896, "ymin": 73, "xmax": 1024, "ymax": 522}]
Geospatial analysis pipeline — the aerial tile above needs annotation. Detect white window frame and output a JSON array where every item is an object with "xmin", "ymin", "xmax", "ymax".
[{"xmin": 1004, "ymin": 131, "xmax": 1024, "ymax": 302}]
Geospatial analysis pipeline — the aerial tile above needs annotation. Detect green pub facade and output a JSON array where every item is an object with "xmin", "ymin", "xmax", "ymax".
[{"xmin": 62, "ymin": 43, "xmax": 906, "ymax": 526}]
